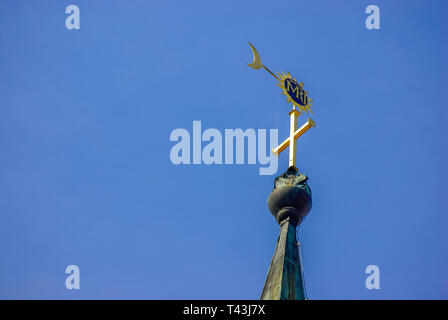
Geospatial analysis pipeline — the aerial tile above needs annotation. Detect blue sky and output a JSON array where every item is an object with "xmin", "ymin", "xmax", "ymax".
[{"xmin": 0, "ymin": 0, "xmax": 447, "ymax": 299}]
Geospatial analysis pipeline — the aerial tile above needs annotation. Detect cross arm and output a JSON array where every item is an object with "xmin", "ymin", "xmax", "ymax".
[{"xmin": 272, "ymin": 118, "xmax": 315, "ymax": 157}]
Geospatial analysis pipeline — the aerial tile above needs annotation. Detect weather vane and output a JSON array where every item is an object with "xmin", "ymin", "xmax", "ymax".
[{"xmin": 247, "ymin": 42, "xmax": 315, "ymax": 169}]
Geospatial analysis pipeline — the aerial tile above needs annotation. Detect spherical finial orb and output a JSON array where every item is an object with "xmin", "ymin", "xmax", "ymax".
[{"xmin": 267, "ymin": 167, "xmax": 312, "ymax": 226}]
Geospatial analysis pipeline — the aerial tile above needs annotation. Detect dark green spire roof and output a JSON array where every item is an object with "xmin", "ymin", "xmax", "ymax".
[{"xmin": 260, "ymin": 217, "xmax": 306, "ymax": 300}]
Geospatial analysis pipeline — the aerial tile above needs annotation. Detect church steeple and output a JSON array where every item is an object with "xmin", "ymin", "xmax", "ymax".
[
  {"xmin": 246, "ymin": 43, "xmax": 315, "ymax": 300},
  {"xmin": 261, "ymin": 217, "xmax": 306, "ymax": 300},
  {"xmin": 261, "ymin": 167, "xmax": 312, "ymax": 300}
]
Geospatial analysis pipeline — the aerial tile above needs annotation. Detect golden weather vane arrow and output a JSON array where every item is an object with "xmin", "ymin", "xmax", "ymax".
[{"xmin": 247, "ymin": 42, "xmax": 315, "ymax": 169}]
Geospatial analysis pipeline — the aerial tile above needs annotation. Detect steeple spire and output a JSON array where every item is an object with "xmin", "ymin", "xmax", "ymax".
[
  {"xmin": 261, "ymin": 168, "xmax": 312, "ymax": 300},
  {"xmin": 246, "ymin": 42, "xmax": 315, "ymax": 300},
  {"xmin": 261, "ymin": 217, "xmax": 306, "ymax": 300}
]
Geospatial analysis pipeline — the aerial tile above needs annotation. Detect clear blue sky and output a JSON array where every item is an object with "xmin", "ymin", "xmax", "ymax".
[{"xmin": 0, "ymin": 0, "xmax": 447, "ymax": 299}]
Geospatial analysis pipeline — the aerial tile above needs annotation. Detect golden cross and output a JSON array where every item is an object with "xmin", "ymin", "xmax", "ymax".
[{"xmin": 272, "ymin": 109, "xmax": 315, "ymax": 168}]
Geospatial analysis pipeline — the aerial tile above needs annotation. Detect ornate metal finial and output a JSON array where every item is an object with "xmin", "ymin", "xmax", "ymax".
[{"xmin": 247, "ymin": 42, "xmax": 316, "ymax": 169}]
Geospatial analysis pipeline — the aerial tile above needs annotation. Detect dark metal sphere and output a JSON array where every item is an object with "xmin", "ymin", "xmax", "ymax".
[{"xmin": 267, "ymin": 168, "xmax": 312, "ymax": 226}]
